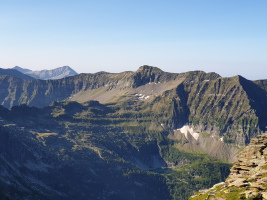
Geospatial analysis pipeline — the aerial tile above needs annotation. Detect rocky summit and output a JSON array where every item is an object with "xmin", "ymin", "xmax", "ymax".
[{"xmin": 189, "ymin": 133, "xmax": 267, "ymax": 200}]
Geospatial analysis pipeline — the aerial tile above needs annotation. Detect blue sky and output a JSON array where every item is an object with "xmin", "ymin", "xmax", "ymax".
[{"xmin": 0, "ymin": 0, "xmax": 266, "ymax": 80}]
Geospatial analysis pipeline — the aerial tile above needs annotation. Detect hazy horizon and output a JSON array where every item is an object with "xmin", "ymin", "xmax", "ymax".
[{"xmin": 1, "ymin": 0, "xmax": 266, "ymax": 80}]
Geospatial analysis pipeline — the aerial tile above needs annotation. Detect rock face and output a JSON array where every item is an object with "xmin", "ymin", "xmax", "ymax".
[{"xmin": 189, "ymin": 133, "xmax": 267, "ymax": 200}]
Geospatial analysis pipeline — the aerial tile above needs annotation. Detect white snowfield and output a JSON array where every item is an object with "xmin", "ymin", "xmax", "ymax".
[
  {"xmin": 177, "ymin": 124, "xmax": 199, "ymax": 140},
  {"xmin": 135, "ymin": 93, "xmax": 150, "ymax": 100},
  {"xmin": 176, "ymin": 124, "xmax": 224, "ymax": 142}
]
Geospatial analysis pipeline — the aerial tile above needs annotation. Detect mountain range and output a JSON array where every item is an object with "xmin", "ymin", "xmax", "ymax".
[
  {"xmin": 12, "ymin": 66, "xmax": 78, "ymax": 80},
  {"xmin": 0, "ymin": 65, "xmax": 266, "ymax": 199}
]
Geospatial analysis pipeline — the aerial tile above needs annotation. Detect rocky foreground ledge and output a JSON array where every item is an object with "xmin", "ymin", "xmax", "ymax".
[{"xmin": 189, "ymin": 133, "xmax": 267, "ymax": 200}]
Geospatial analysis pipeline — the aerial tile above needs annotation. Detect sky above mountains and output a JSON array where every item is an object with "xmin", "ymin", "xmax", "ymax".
[{"xmin": 1, "ymin": 0, "xmax": 266, "ymax": 80}]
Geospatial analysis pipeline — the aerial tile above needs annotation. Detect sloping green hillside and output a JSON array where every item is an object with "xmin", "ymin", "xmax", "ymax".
[{"xmin": 0, "ymin": 101, "xmax": 232, "ymax": 200}]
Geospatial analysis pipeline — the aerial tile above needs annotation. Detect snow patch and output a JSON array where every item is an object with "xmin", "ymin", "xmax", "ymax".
[
  {"xmin": 135, "ymin": 93, "xmax": 150, "ymax": 100},
  {"xmin": 178, "ymin": 124, "xmax": 199, "ymax": 140},
  {"xmin": 192, "ymin": 132, "xmax": 200, "ymax": 140},
  {"xmin": 220, "ymin": 137, "xmax": 224, "ymax": 142}
]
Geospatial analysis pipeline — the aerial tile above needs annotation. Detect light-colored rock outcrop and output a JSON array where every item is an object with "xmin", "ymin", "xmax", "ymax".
[{"xmin": 189, "ymin": 133, "xmax": 267, "ymax": 200}]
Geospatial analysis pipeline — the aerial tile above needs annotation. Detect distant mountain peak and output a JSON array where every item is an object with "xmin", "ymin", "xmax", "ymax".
[
  {"xmin": 0, "ymin": 68, "xmax": 35, "ymax": 80},
  {"xmin": 24, "ymin": 66, "xmax": 78, "ymax": 80},
  {"xmin": 137, "ymin": 65, "xmax": 163, "ymax": 73},
  {"xmin": 12, "ymin": 66, "xmax": 32, "ymax": 73}
]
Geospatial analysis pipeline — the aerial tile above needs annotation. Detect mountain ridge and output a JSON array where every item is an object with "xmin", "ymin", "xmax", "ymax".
[
  {"xmin": 0, "ymin": 66, "xmax": 266, "ymax": 147},
  {"xmin": 0, "ymin": 68, "xmax": 35, "ymax": 80},
  {"xmin": 13, "ymin": 66, "xmax": 32, "ymax": 73},
  {"xmin": 12, "ymin": 66, "xmax": 78, "ymax": 80},
  {"xmin": 1, "ymin": 65, "xmax": 267, "ymax": 199}
]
